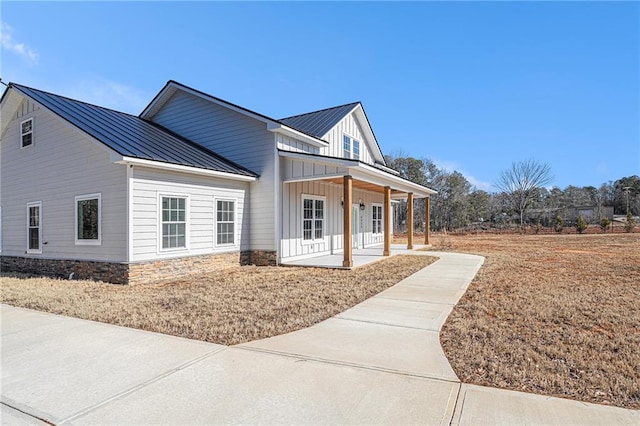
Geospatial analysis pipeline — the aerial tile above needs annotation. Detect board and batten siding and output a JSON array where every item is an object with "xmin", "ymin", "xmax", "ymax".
[
  {"xmin": 0, "ymin": 98, "xmax": 127, "ymax": 261},
  {"xmin": 280, "ymin": 180, "xmax": 385, "ymax": 261},
  {"xmin": 130, "ymin": 166, "xmax": 249, "ymax": 262},
  {"xmin": 321, "ymin": 112, "xmax": 374, "ymax": 165},
  {"xmin": 151, "ymin": 90, "xmax": 276, "ymax": 251}
]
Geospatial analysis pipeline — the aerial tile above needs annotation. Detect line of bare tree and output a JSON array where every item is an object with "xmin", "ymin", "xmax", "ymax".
[{"xmin": 385, "ymin": 155, "xmax": 640, "ymax": 232}]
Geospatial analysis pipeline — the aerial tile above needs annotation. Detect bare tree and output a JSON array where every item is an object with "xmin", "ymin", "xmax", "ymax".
[{"xmin": 495, "ymin": 159, "xmax": 553, "ymax": 226}]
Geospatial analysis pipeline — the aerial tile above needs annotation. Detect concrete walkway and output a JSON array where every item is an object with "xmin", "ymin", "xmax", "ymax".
[{"xmin": 2, "ymin": 253, "xmax": 638, "ymax": 425}]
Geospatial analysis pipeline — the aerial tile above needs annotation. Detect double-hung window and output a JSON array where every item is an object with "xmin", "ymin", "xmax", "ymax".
[
  {"xmin": 302, "ymin": 196, "xmax": 324, "ymax": 241},
  {"xmin": 216, "ymin": 199, "xmax": 235, "ymax": 245},
  {"xmin": 161, "ymin": 196, "xmax": 187, "ymax": 250},
  {"xmin": 76, "ymin": 194, "xmax": 101, "ymax": 245},
  {"xmin": 372, "ymin": 204, "xmax": 383, "ymax": 235},
  {"xmin": 343, "ymin": 135, "xmax": 351, "ymax": 159},
  {"xmin": 343, "ymin": 135, "xmax": 360, "ymax": 160},
  {"xmin": 27, "ymin": 201, "xmax": 42, "ymax": 253},
  {"xmin": 21, "ymin": 118, "xmax": 33, "ymax": 148}
]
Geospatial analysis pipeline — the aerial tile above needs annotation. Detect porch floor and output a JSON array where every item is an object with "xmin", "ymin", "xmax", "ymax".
[{"xmin": 280, "ymin": 244, "xmax": 428, "ymax": 269}]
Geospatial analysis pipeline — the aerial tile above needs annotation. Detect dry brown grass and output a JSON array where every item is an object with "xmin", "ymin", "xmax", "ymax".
[
  {"xmin": 436, "ymin": 233, "xmax": 640, "ymax": 409},
  {"xmin": 0, "ymin": 255, "xmax": 435, "ymax": 346}
]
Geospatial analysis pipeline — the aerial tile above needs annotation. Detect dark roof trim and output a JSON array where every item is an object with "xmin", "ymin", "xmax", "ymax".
[{"xmin": 280, "ymin": 101, "xmax": 360, "ymax": 121}]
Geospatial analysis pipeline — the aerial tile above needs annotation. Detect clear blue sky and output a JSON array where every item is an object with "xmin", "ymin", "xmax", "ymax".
[{"xmin": 2, "ymin": 1, "xmax": 638, "ymax": 192}]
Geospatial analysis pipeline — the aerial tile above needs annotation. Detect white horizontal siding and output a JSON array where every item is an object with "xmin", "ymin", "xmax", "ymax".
[
  {"xmin": 130, "ymin": 167, "xmax": 249, "ymax": 262},
  {"xmin": 0, "ymin": 99, "xmax": 127, "ymax": 262},
  {"xmin": 280, "ymin": 180, "xmax": 384, "ymax": 260},
  {"xmin": 151, "ymin": 90, "xmax": 276, "ymax": 251},
  {"xmin": 321, "ymin": 112, "xmax": 374, "ymax": 164}
]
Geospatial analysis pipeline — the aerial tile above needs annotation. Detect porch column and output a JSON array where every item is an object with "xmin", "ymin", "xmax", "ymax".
[
  {"xmin": 383, "ymin": 186, "xmax": 391, "ymax": 256},
  {"xmin": 407, "ymin": 192, "xmax": 414, "ymax": 249},
  {"xmin": 343, "ymin": 175, "xmax": 353, "ymax": 267},
  {"xmin": 425, "ymin": 197, "xmax": 430, "ymax": 245}
]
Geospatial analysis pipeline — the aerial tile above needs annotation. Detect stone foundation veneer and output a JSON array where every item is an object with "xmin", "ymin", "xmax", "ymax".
[{"xmin": 1, "ymin": 250, "xmax": 278, "ymax": 285}]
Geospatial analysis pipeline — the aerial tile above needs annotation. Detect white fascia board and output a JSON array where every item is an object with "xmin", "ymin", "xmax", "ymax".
[
  {"xmin": 268, "ymin": 123, "xmax": 329, "ymax": 148},
  {"xmin": 351, "ymin": 104, "xmax": 386, "ymax": 165},
  {"xmin": 114, "ymin": 156, "xmax": 257, "ymax": 182},
  {"xmin": 349, "ymin": 163, "xmax": 437, "ymax": 197},
  {"xmin": 278, "ymin": 151, "xmax": 436, "ymax": 196}
]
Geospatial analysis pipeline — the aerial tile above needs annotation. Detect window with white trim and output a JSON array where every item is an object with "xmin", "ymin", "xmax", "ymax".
[
  {"xmin": 372, "ymin": 204, "xmax": 383, "ymax": 234},
  {"xmin": 343, "ymin": 135, "xmax": 351, "ymax": 159},
  {"xmin": 343, "ymin": 135, "xmax": 361, "ymax": 160},
  {"xmin": 75, "ymin": 194, "xmax": 101, "ymax": 245},
  {"xmin": 27, "ymin": 201, "xmax": 42, "ymax": 253},
  {"xmin": 216, "ymin": 199, "xmax": 235, "ymax": 245},
  {"xmin": 302, "ymin": 196, "xmax": 324, "ymax": 241},
  {"xmin": 161, "ymin": 196, "xmax": 187, "ymax": 250},
  {"xmin": 21, "ymin": 118, "xmax": 33, "ymax": 148}
]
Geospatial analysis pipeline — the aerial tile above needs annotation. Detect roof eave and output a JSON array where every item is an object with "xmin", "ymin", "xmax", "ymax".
[
  {"xmin": 115, "ymin": 156, "xmax": 258, "ymax": 182},
  {"xmin": 268, "ymin": 123, "xmax": 329, "ymax": 148}
]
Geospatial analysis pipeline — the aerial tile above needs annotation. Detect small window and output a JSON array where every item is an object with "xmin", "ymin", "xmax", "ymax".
[
  {"xmin": 161, "ymin": 196, "xmax": 187, "ymax": 250},
  {"xmin": 76, "ymin": 194, "xmax": 101, "ymax": 245},
  {"xmin": 372, "ymin": 204, "xmax": 383, "ymax": 235},
  {"xmin": 343, "ymin": 135, "xmax": 351, "ymax": 159},
  {"xmin": 21, "ymin": 118, "xmax": 33, "ymax": 148},
  {"xmin": 27, "ymin": 201, "xmax": 42, "ymax": 253},
  {"xmin": 216, "ymin": 199, "xmax": 235, "ymax": 245},
  {"xmin": 353, "ymin": 140, "xmax": 360, "ymax": 160},
  {"xmin": 303, "ymin": 196, "xmax": 324, "ymax": 241}
]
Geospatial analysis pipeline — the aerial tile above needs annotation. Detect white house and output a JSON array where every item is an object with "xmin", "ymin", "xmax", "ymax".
[{"xmin": 0, "ymin": 81, "xmax": 435, "ymax": 284}]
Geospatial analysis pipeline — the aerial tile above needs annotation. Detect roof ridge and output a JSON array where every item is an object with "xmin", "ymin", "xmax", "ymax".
[
  {"xmin": 10, "ymin": 83, "xmax": 139, "ymax": 118},
  {"xmin": 279, "ymin": 101, "xmax": 360, "ymax": 121}
]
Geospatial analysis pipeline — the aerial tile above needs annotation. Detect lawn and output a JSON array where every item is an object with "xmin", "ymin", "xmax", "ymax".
[
  {"xmin": 0, "ymin": 255, "xmax": 435, "ymax": 346},
  {"xmin": 435, "ymin": 233, "xmax": 639, "ymax": 409}
]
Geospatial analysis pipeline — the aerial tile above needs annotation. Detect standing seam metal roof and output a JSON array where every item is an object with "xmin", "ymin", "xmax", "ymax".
[
  {"xmin": 279, "ymin": 102, "xmax": 360, "ymax": 138},
  {"xmin": 9, "ymin": 84, "xmax": 258, "ymax": 178}
]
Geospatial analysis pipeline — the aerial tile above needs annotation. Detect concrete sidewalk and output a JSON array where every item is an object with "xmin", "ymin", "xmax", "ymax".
[{"xmin": 2, "ymin": 252, "xmax": 638, "ymax": 425}]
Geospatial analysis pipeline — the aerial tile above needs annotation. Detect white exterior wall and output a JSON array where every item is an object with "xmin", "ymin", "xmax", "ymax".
[
  {"xmin": 321, "ymin": 112, "xmax": 374, "ymax": 164},
  {"xmin": 130, "ymin": 167, "xmax": 249, "ymax": 262},
  {"xmin": 151, "ymin": 91, "xmax": 276, "ymax": 251},
  {"xmin": 0, "ymin": 98, "xmax": 127, "ymax": 261},
  {"xmin": 280, "ymin": 180, "xmax": 384, "ymax": 261}
]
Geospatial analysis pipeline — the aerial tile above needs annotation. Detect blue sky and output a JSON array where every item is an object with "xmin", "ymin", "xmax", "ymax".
[{"xmin": 2, "ymin": 1, "xmax": 638, "ymax": 191}]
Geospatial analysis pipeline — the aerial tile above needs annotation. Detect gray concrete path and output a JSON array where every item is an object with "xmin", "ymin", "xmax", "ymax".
[{"xmin": 2, "ymin": 252, "xmax": 638, "ymax": 425}]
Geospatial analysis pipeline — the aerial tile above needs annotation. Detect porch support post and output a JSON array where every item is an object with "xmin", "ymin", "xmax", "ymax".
[
  {"xmin": 383, "ymin": 186, "xmax": 391, "ymax": 256},
  {"xmin": 407, "ymin": 192, "xmax": 414, "ymax": 249},
  {"xmin": 425, "ymin": 197, "xmax": 430, "ymax": 245},
  {"xmin": 343, "ymin": 175, "xmax": 353, "ymax": 267}
]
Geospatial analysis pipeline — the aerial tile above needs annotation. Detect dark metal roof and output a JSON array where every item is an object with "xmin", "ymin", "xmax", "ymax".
[
  {"xmin": 280, "ymin": 102, "xmax": 360, "ymax": 138},
  {"xmin": 10, "ymin": 84, "xmax": 257, "ymax": 178}
]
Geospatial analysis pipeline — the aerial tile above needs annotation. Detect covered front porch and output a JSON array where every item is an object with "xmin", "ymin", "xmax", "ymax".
[
  {"xmin": 279, "ymin": 151, "xmax": 437, "ymax": 268},
  {"xmin": 281, "ymin": 244, "xmax": 428, "ymax": 269}
]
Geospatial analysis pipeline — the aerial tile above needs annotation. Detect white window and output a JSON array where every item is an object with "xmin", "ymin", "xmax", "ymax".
[
  {"xmin": 302, "ymin": 195, "xmax": 325, "ymax": 242},
  {"xmin": 372, "ymin": 204, "xmax": 383, "ymax": 234},
  {"xmin": 216, "ymin": 199, "xmax": 235, "ymax": 246},
  {"xmin": 21, "ymin": 118, "xmax": 33, "ymax": 148},
  {"xmin": 75, "ymin": 194, "xmax": 101, "ymax": 245},
  {"xmin": 160, "ymin": 196, "xmax": 187, "ymax": 250},
  {"xmin": 343, "ymin": 135, "xmax": 361, "ymax": 160},
  {"xmin": 343, "ymin": 135, "xmax": 351, "ymax": 159},
  {"xmin": 27, "ymin": 201, "xmax": 42, "ymax": 254}
]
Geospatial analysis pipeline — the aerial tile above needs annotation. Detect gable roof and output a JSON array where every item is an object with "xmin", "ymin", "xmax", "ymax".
[
  {"xmin": 6, "ymin": 84, "xmax": 257, "ymax": 178},
  {"xmin": 279, "ymin": 102, "xmax": 360, "ymax": 138}
]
